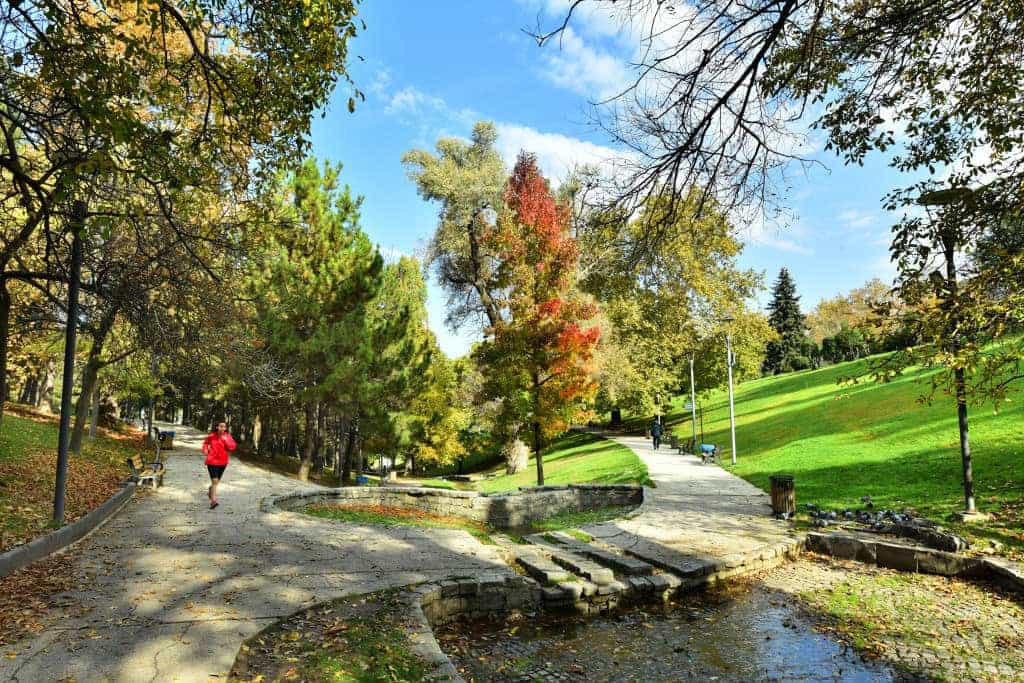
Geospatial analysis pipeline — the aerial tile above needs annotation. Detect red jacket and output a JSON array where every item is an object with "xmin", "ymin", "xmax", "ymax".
[{"xmin": 203, "ymin": 432, "xmax": 236, "ymax": 466}]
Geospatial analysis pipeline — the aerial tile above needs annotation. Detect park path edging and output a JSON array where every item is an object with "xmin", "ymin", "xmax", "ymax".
[{"xmin": 0, "ymin": 481, "xmax": 137, "ymax": 578}]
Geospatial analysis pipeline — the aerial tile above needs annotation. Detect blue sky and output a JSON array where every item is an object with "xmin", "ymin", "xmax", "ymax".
[{"xmin": 309, "ymin": 1, "xmax": 907, "ymax": 357}]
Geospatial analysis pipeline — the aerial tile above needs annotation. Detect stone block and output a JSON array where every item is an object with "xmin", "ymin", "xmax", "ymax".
[
  {"xmin": 916, "ymin": 550, "xmax": 978, "ymax": 577},
  {"xmin": 875, "ymin": 542, "xmax": 918, "ymax": 572},
  {"xmin": 648, "ymin": 574, "xmax": 677, "ymax": 593}
]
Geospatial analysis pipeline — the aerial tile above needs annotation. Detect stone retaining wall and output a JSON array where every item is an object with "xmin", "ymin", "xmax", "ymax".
[
  {"xmin": 807, "ymin": 531, "xmax": 1024, "ymax": 593},
  {"xmin": 268, "ymin": 484, "xmax": 643, "ymax": 529}
]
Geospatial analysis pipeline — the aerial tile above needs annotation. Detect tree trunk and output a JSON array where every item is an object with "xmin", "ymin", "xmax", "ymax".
[
  {"xmin": 71, "ymin": 309, "xmax": 117, "ymax": 454},
  {"xmin": 0, "ymin": 275, "xmax": 9, "ymax": 424},
  {"xmin": 533, "ymin": 421, "xmax": 544, "ymax": 486},
  {"xmin": 19, "ymin": 376, "xmax": 36, "ymax": 405},
  {"xmin": 88, "ymin": 380, "xmax": 101, "ymax": 439},
  {"xmin": 70, "ymin": 355, "xmax": 102, "ymax": 454},
  {"xmin": 955, "ymin": 368, "xmax": 975, "ymax": 513},
  {"xmin": 315, "ymin": 404, "xmax": 327, "ymax": 474},
  {"xmin": 341, "ymin": 421, "xmax": 357, "ymax": 485},
  {"xmin": 610, "ymin": 408, "xmax": 622, "ymax": 428},
  {"xmin": 298, "ymin": 400, "xmax": 316, "ymax": 481},
  {"xmin": 37, "ymin": 362, "xmax": 55, "ymax": 413}
]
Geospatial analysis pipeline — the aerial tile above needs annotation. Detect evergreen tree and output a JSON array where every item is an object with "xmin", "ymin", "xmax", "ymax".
[
  {"xmin": 764, "ymin": 268, "xmax": 807, "ymax": 374},
  {"xmin": 253, "ymin": 158, "xmax": 384, "ymax": 481}
]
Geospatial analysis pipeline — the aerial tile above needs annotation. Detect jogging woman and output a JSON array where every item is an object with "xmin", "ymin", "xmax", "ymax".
[{"xmin": 202, "ymin": 421, "xmax": 236, "ymax": 509}]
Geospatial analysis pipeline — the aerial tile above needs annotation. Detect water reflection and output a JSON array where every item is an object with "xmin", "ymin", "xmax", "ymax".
[{"xmin": 438, "ymin": 583, "xmax": 898, "ymax": 682}]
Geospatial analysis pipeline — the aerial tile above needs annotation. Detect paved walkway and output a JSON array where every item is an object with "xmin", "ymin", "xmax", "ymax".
[
  {"xmin": 1, "ymin": 425, "xmax": 509, "ymax": 682},
  {"xmin": 582, "ymin": 434, "xmax": 798, "ymax": 575}
]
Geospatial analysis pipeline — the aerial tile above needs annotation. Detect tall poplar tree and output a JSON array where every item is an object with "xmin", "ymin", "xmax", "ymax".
[{"xmin": 764, "ymin": 268, "xmax": 806, "ymax": 374}]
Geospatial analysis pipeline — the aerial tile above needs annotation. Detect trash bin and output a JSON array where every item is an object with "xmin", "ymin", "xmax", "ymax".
[
  {"xmin": 159, "ymin": 431, "xmax": 175, "ymax": 450},
  {"xmin": 770, "ymin": 474, "xmax": 795, "ymax": 515}
]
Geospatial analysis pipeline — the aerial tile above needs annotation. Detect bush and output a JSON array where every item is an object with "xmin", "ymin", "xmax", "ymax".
[{"xmin": 790, "ymin": 355, "xmax": 812, "ymax": 371}]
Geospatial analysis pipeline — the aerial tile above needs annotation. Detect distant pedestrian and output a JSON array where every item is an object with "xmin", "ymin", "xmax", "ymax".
[
  {"xmin": 202, "ymin": 421, "xmax": 236, "ymax": 510},
  {"xmin": 649, "ymin": 417, "xmax": 663, "ymax": 451}
]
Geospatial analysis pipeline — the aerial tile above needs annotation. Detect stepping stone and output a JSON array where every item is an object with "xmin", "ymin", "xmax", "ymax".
[
  {"xmin": 511, "ymin": 545, "xmax": 574, "ymax": 585},
  {"xmin": 596, "ymin": 536, "xmax": 716, "ymax": 579},
  {"xmin": 523, "ymin": 535, "xmax": 615, "ymax": 585},
  {"xmin": 545, "ymin": 532, "xmax": 656, "ymax": 576}
]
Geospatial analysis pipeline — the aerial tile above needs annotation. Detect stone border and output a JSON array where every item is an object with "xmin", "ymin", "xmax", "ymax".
[
  {"xmin": 0, "ymin": 481, "xmax": 137, "ymax": 578},
  {"xmin": 263, "ymin": 484, "xmax": 643, "ymax": 530},
  {"xmin": 807, "ymin": 531, "xmax": 1024, "ymax": 593}
]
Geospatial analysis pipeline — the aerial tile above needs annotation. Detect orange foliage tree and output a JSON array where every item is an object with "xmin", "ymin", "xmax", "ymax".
[{"xmin": 476, "ymin": 153, "xmax": 600, "ymax": 485}]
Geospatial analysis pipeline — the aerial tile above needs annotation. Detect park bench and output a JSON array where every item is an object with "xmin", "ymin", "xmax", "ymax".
[
  {"xmin": 667, "ymin": 434, "xmax": 681, "ymax": 451},
  {"xmin": 126, "ymin": 453, "xmax": 164, "ymax": 489},
  {"xmin": 698, "ymin": 443, "xmax": 721, "ymax": 465}
]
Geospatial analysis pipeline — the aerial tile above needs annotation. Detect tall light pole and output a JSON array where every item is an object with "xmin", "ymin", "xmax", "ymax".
[
  {"xmin": 688, "ymin": 356, "xmax": 697, "ymax": 449},
  {"xmin": 724, "ymin": 322, "xmax": 737, "ymax": 466}
]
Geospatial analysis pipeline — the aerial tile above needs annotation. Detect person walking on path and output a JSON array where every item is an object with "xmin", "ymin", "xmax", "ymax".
[
  {"xmin": 649, "ymin": 417, "xmax": 664, "ymax": 451},
  {"xmin": 202, "ymin": 421, "xmax": 236, "ymax": 509}
]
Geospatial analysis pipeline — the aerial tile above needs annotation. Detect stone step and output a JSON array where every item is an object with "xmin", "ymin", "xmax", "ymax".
[
  {"xmin": 544, "ymin": 531, "xmax": 657, "ymax": 576},
  {"xmin": 524, "ymin": 535, "xmax": 615, "ymax": 585},
  {"xmin": 510, "ymin": 545, "xmax": 574, "ymax": 585},
  {"xmin": 596, "ymin": 535, "xmax": 717, "ymax": 579}
]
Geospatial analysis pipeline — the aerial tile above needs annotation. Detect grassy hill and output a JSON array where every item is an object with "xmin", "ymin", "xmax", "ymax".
[
  {"xmin": 472, "ymin": 431, "xmax": 653, "ymax": 494},
  {"xmin": 652, "ymin": 355, "xmax": 1024, "ymax": 557}
]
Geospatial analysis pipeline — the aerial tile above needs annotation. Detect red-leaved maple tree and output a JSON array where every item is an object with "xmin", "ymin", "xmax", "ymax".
[{"xmin": 478, "ymin": 153, "xmax": 600, "ymax": 485}]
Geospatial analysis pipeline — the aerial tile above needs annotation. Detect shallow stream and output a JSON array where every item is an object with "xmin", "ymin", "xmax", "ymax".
[{"xmin": 437, "ymin": 583, "xmax": 899, "ymax": 682}]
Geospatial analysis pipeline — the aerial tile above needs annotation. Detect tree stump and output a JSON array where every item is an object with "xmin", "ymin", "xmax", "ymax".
[{"xmin": 503, "ymin": 439, "xmax": 529, "ymax": 475}]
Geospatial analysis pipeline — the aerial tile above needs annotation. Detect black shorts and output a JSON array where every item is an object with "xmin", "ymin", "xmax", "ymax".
[{"xmin": 207, "ymin": 464, "xmax": 227, "ymax": 480}]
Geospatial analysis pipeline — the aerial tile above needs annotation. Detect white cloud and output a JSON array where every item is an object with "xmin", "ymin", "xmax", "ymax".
[
  {"xmin": 837, "ymin": 209, "xmax": 877, "ymax": 230},
  {"xmin": 519, "ymin": 0, "xmax": 625, "ymax": 40},
  {"xmin": 869, "ymin": 253, "xmax": 898, "ymax": 282},
  {"xmin": 368, "ymin": 68, "xmax": 392, "ymax": 97},
  {"xmin": 538, "ymin": 26, "xmax": 630, "ymax": 99},
  {"xmin": 493, "ymin": 122, "xmax": 624, "ymax": 184},
  {"xmin": 385, "ymin": 87, "xmax": 447, "ymax": 117},
  {"xmin": 741, "ymin": 212, "xmax": 813, "ymax": 255}
]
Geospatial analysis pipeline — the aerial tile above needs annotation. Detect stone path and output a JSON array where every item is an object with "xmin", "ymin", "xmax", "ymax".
[
  {"xmin": 0, "ymin": 425, "xmax": 509, "ymax": 683},
  {"xmin": 582, "ymin": 434, "xmax": 800, "ymax": 577}
]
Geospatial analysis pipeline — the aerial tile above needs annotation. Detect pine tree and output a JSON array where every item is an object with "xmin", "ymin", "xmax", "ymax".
[
  {"xmin": 253, "ymin": 158, "xmax": 384, "ymax": 481},
  {"xmin": 764, "ymin": 268, "xmax": 807, "ymax": 374}
]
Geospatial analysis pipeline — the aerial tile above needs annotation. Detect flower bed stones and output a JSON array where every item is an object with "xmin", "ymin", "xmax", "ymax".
[{"xmin": 266, "ymin": 483, "xmax": 643, "ymax": 530}]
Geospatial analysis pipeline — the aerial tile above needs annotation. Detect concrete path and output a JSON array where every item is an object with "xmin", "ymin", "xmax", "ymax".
[
  {"xmin": 583, "ymin": 434, "xmax": 798, "ymax": 575},
  {"xmin": 1, "ymin": 425, "xmax": 509, "ymax": 683}
]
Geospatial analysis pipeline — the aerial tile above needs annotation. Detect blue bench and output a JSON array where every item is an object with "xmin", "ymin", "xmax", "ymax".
[{"xmin": 699, "ymin": 443, "xmax": 721, "ymax": 465}]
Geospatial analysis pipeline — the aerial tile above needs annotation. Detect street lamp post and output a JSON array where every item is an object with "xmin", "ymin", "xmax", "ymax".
[
  {"xmin": 724, "ymin": 325, "xmax": 737, "ymax": 466},
  {"xmin": 689, "ymin": 356, "xmax": 697, "ymax": 450}
]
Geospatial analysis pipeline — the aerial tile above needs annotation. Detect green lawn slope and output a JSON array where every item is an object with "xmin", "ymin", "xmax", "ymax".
[
  {"xmin": 473, "ymin": 431, "xmax": 653, "ymax": 494},
  {"xmin": 656, "ymin": 356, "xmax": 1024, "ymax": 556},
  {"xmin": 0, "ymin": 405, "xmax": 147, "ymax": 551}
]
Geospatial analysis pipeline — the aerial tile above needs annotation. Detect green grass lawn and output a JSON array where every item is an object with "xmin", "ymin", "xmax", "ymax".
[
  {"xmin": 0, "ymin": 405, "xmax": 148, "ymax": 550},
  {"xmin": 471, "ymin": 431, "xmax": 653, "ymax": 494},
  {"xmin": 641, "ymin": 355, "xmax": 1024, "ymax": 557}
]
